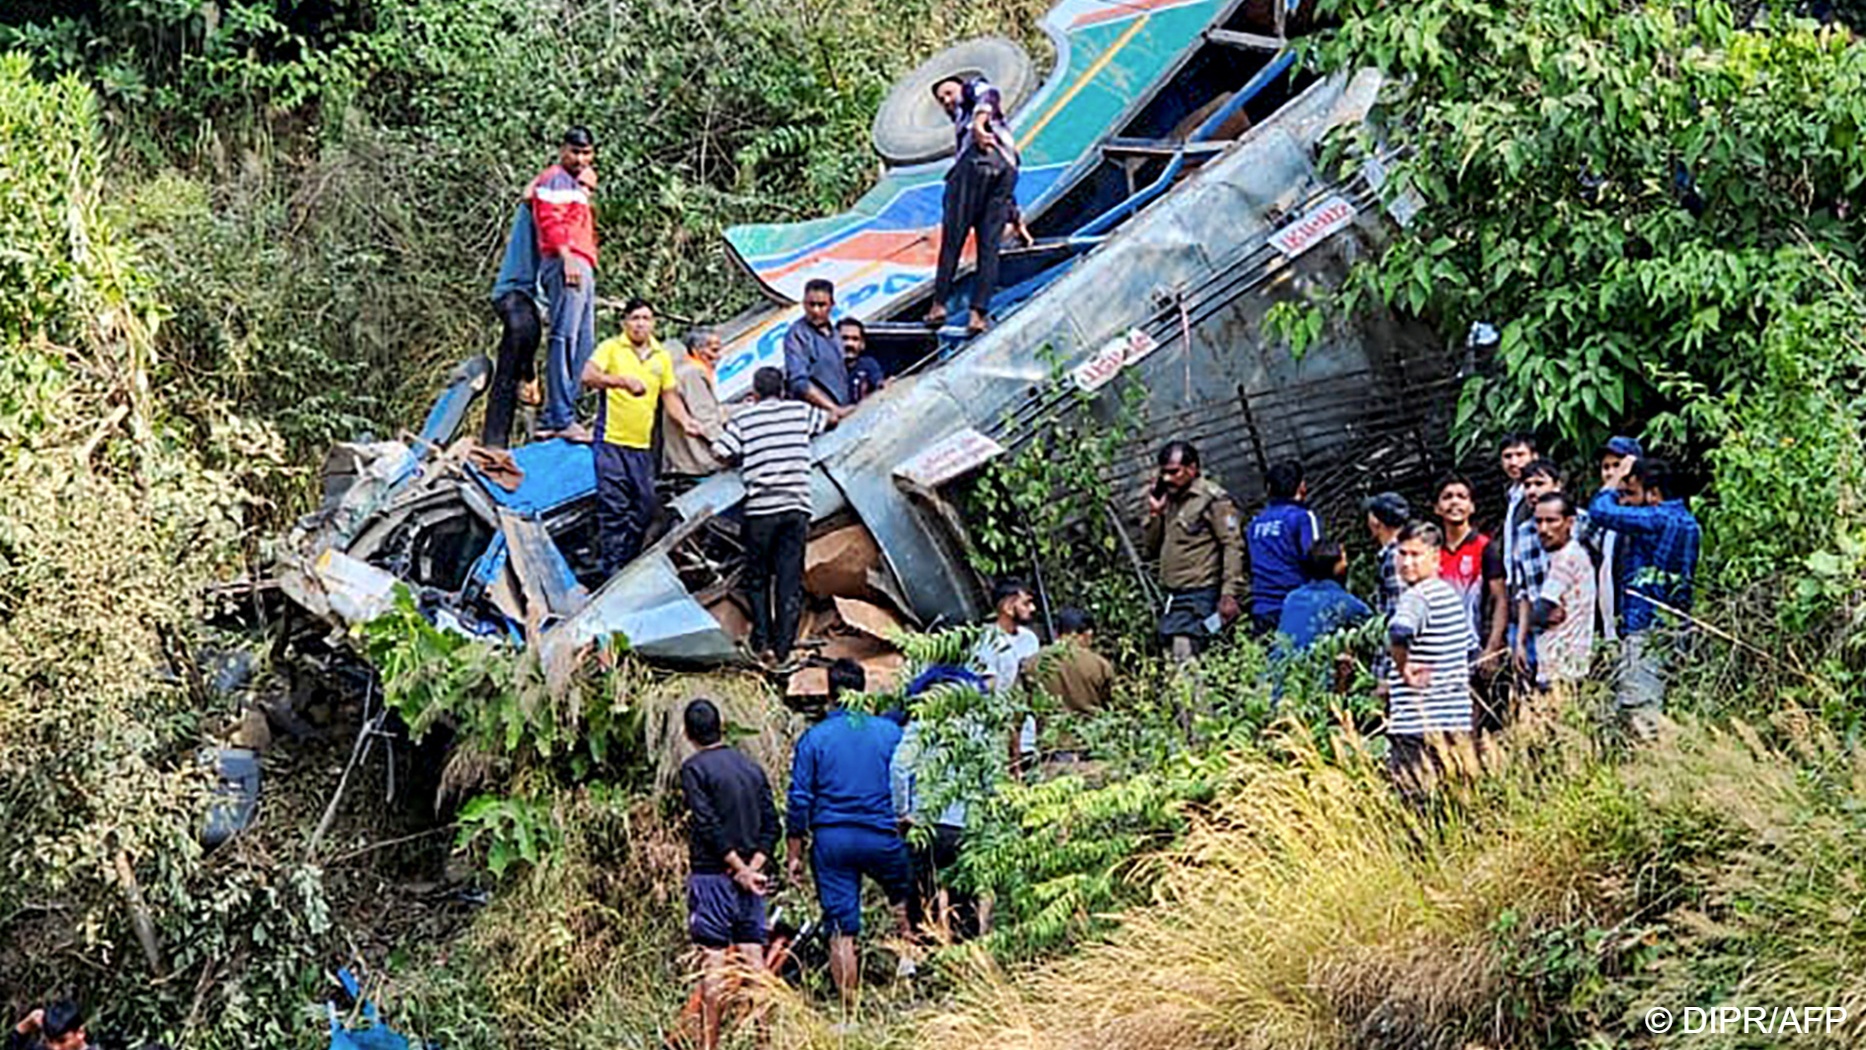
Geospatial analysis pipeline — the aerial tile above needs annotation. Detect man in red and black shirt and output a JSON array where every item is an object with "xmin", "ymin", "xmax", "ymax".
[
  {"xmin": 1431, "ymin": 473, "xmax": 1490, "ymax": 641},
  {"xmin": 531, "ymin": 126, "xmax": 600, "ymax": 442}
]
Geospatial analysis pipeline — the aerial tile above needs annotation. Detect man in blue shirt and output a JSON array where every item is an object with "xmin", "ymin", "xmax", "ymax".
[
  {"xmin": 785, "ymin": 690, "xmax": 913, "ymax": 1009},
  {"xmin": 1587, "ymin": 456, "xmax": 1701, "ymax": 738},
  {"xmin": 837, "ymin": 317, "xmax": 888, "ymax": 404},
  {"xmin": 1247, "ymin": 460, "xmax": 1320, "ymax": 634},
  {"xmin": 1592, "ymin": 435, "xmax": 1644, "ymax": 643},
  {"xmin": 483, "ymin": 200, "xmax": 545, "ymax": 448},
  {"xmin": 782, "ymin": 278, "xmax": 852, "ymax": 421},
  {"xmin": 1271, "ymin": 539, "xmax": 1373, "ymax": 700},
  {"xmin": 1276, "ymin": 539, "xmax": 1374, "ymax": 651}
]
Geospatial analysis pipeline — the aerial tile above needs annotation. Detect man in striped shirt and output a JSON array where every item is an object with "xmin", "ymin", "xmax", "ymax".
[
  {"xmin": 1387, "ymin": 520, "xmax": 1478, "ymax": 799},
  {"xmin": 712, "ymin": 367, "xmax": 838, "ymax": 665}
]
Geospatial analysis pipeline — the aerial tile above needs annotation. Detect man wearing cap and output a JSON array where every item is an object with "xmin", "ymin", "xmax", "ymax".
[
  {"xmin": 1141, "ymin": 440, "xmax": 1245, "ymax": 660},
  {"xmin": 1594, "ymin": 436, "xmax": 1643, "ymax": 642},
  {"xmin": 531, "ymin": 126, "xmax": 601, "ymax": 443}
]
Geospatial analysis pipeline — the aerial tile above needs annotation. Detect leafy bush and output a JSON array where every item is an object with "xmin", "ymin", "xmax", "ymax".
[
  {"xmin": 964, "ymin": 382, "xmax": 1158, "ymax": 660},
  {"xmin": 0, "ymin": 53, "xmax": 325, "ymax": 1048}
]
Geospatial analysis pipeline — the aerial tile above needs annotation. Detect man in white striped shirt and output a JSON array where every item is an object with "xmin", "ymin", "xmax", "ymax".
[
  {"xmin": 712, "ymin": 367, "xmax": 837, "ymax": 665},
  {"xmin": 1386, "ymin": 520, "xmax": 1478, "ymax": 800}
]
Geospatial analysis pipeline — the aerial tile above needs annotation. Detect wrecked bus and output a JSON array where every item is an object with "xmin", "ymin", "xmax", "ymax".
[{"xmin": 270, "ymin": 0, "xmax": 1456, "ymax": 688}]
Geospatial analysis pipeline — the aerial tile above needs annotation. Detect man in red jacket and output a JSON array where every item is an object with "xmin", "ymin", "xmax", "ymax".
[{"xmin": 531, "ymin": 126, "xmax": 600, "ymax": 442}]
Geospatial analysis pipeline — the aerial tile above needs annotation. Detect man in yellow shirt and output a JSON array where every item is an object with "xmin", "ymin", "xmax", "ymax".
[{"xmin": 581, "ymin": 298, "xmax": 703, "ymax": 576}]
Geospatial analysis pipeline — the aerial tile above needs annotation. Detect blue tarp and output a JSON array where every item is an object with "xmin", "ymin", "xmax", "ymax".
[
  {"xmin": 329, "ymin": 968, "xmax": 422, "ymax": 1050},
  {"xmin": 468, "ymin": 438, "xmax": 597, "ymax": 515}
]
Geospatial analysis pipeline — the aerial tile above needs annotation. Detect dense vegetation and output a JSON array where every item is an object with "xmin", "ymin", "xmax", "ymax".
[{"xmin": 4, "ymin": 0, "xmax": 1866, "ymax": 1047}]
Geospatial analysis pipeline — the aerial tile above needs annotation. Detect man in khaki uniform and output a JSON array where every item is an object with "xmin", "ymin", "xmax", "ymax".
[
  {"xmin": 662, "ymin": 327, "xmax": 726, "ymax": 488},
  {"xmin": 1141, "ymin": 440, "xmax": 1245, "ymax": 660},
  {"xmin": 1025, "ymin": 607, "xmax": 1113, "ymax": 762},
  {"xmin": 1029, "ymin": 607, "xmax": 1113, "ymax": 716}
]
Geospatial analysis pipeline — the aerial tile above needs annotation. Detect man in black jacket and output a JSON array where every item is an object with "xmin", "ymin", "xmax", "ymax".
[{"xmin": 679, "ymin": 698, "xmax": 781, "ymax": 1050}]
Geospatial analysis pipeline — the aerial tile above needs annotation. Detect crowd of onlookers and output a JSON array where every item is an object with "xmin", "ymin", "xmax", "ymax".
[{"xmin": 1141, "ymin": 430, "xmax": 1702, "ymax": 792}]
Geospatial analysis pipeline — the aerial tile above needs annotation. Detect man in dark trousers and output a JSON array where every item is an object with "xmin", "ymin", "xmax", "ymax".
[
  {"xmin": 679, "ymin": 698, "xmax": 781, "ymax": 1050},
  {"xmin": 582, "ymin": 299, "xmax": 703, "ymax": 577},
  {"xmin": 712, "ymin": 367, "xmax": 836, "ymax": 666},
  {"xmin": 530, "ymin": 126, "xmax": 600, "ymax": 443},
  {"xmin": 1141, "ymin": 440, "xmax": 1245, "ymax": 660},
  {"xmin": 1247, "ymin": 460, "xmax": 1320, "ymax": 635},
  {"xmin": 926, "ymin": 75, "xmax": 1018, "ymax": 336},
  {"xmin": 482, "ymin": 197, "xmax": 544, "ymax": 449}
]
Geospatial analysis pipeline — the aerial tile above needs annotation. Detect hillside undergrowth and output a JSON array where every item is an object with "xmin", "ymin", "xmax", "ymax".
[{"xmin": 922, "ymin": 715, "xmax": 1866, "ymax": 1050}]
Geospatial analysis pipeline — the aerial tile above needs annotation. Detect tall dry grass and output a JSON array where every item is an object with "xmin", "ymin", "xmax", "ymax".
[{"xmin": 917, "ymin": 714, "xmax": 1866, "ymax": 1050}]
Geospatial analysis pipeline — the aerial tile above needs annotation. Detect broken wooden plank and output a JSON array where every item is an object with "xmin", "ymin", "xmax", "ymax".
[
  {"xmin": 831, "ymin": 597, "xmax": 906, "ymax": 645},
  {"xmin": 804, "ymin": 524, "xmax": 884, "ymax": 599}
]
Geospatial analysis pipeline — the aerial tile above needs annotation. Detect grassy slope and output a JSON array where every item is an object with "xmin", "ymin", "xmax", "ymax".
[{"xmin": 920, "ymin": 713, "xmax": 1866, "ymax": 1050}]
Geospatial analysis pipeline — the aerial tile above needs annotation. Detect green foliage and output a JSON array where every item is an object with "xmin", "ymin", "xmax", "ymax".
[
  {"xmin": 361, "ymin": 590, "xmax": 634, "ymax": 773},
  {"xmin": 1, "ymin": 1, "xmax": 375, "ymax": 134},
  {"xmin": 965, "ymin": 380, "xmax": 1156, "ymax": 655},
  {"xmin": 457, "ymin": 790, "xmax": 565, "ymax": 879},
  {"xmin": 1294, "ymin": 0, "xmax": 1866, "ymax": 661},
  {"xmin": 959, "ymin": 759, "xmax": 1221, "ymax": 959},
  {"xmin": 0, "ymin": 54, "xmax": 326, "ymax": 1047},
  {"xmin": 393, "ymin": 783, "xmax": 691, "ymax": 1048}
]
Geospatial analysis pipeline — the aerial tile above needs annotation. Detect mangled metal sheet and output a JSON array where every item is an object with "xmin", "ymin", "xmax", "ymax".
[
  {"xmin": 541, "ymin": 548, "xmax": 743, "ymax": 672},
  {"xmin": 276, "ymin": 549, "xmax": 401, "ymax": 624},
  {"xmin": 469, "ymin": 438, "xmax": 596, "ymax": 515},
  {"xmin": 417, "ymin": 356, "xmax": 492, "ymax": 455}
]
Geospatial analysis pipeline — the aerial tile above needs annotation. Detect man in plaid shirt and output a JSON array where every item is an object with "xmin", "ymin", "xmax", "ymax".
[
  {"xmin": 1587, "ymin": 456, "xmax": 1701, "ymax": 737},
  {"xmin": 1363, "ymin": 492, "xmax": 1410, "ymax": 620},
  {"xmin": 1508, "ymin": 460, "xmax": 1591, "ymax": 679}
]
